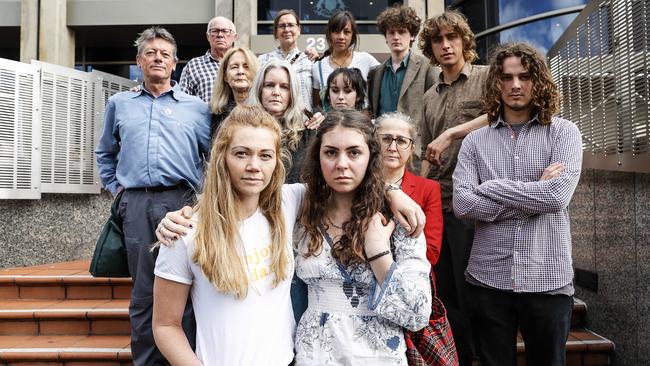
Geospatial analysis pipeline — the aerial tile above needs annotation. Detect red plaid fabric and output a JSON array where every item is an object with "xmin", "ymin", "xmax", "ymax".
[{"xmin": 404, "ymin": 283, "xmax": 459, "ymax": 366}]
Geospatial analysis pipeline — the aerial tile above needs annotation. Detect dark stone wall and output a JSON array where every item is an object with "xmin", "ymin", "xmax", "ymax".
[{"xmin": 570, "ymin": 169, "xmax": 650, "ymax": 366}]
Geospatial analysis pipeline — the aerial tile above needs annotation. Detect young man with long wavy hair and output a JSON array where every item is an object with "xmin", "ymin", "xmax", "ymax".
[
  {"xmin": 452, "ymin": 43, "xmax": 582, "ymax": 366},
  {"xmin": 417, "ymin": 10, "xmax": 487, "ymax": 364}
]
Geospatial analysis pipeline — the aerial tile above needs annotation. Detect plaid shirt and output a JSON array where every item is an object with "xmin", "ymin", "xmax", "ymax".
[
  {"xmin": 453, "ymin": 115, "xmax": 582, "ymax": 293},
  {"xmin": 179, "ymin": 50, "xmax": 219, "ymax": 103},
  {"xmin": 258, "ymin": 47, "xmax": 314, "ymax": 110}
]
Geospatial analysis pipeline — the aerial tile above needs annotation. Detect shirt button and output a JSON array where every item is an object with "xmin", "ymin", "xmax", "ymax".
[
  {"xmin": 514, "ymin": 156, "xmax": 519, "ymax": 160},
  {"xmin": 517, "ymin": 226, "xmax": 521, "ymax": 231}
]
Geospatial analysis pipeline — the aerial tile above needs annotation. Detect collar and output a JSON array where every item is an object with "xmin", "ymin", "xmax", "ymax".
[
  {"xmin": 491, "ymin": 113, "xmax": 540, "ymax": 129},
  {"xmin": 132, "ymin": 80, "xmax": 181, "ymax": 101},
  {"xmin": 204, "ymin": 50, "xmax": 220, "ymax": 63},
  {"xmin": 385, "ymin": 51, "xmax": 411, "ymax": 70},
  {"xmin": 277, "ymin": 46, "xmax": 300, "ymax": 58},
  {"xmin": 436, "ymin": 61, "xmax": 472, "ymax": 90}
]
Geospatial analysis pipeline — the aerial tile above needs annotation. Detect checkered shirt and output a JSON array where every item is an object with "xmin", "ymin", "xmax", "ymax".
[
  {"xmin": 179, "ymin": 50, "xmax": 219, "ymax": 103},
  {"xmin": 453, "ymin": 115, "xmax": 582, "ymax": 293},
  {"xmin": 258, "ymin": 47, "xmax": 314, "ymax": 110}
]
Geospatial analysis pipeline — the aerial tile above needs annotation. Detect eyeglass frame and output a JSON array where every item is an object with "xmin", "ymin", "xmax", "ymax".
[
  {"xmin": 378, "ymin": 134, "xmax": 414, "ymax": 150},
  {"xmin": 276, "ymin": 23, "xmax": 298, "ymax": 30},
  {"xmin": 208, "ymin": 28, "xmax": 236, "ymax": 36}
]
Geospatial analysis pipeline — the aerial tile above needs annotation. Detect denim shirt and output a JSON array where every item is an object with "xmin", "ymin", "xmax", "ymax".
[{"xmin": 96, "ymin": 83, "xmax": 211, "ymax": 195}]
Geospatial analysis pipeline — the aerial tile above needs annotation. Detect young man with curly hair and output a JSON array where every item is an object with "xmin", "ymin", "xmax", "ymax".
[
  {"xmin": 368, "ymin": 4, "xmax": 437, "ymax": 155},
  {"xmin": 417, "ymin": 9, "xmax": 488, "ymax": 365},
  {"xmin": 452, "ymin": 43, "xmax": 582, "ymax": 366}
]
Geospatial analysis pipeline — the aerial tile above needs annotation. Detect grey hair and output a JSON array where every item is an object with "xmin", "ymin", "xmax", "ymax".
[
  {"xmin": 247, "ymin": 59, "xmax": 305, "ymax": 129},
  {"xmin": 375, "ymin": 111, "xmax": 417, "ymax": 139},
  {"xmin": 207, "ymin": 16, "xmax": 237, "ymax": 33},
  {"xmin": 134, "ymin": 26, "xmax": 178, "ymax": 61},
  {"xmin": 246, "ymin": 59, "xmax": 306, "ymax": 150}
]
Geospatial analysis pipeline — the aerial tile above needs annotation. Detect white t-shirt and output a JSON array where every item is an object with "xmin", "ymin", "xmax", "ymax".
[
  {"xmin": 311, "ymin": 51, "xmax": 380, "ymax": 90},
  {"xmin": 155, "ymin": 184, "xmax": 305, "ymax": 366}
]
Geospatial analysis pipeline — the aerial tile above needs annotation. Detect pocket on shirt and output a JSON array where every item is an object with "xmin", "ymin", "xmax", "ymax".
[{"xmin": 457, "ymin": 100, "xmax": 484, "ymax": 123}]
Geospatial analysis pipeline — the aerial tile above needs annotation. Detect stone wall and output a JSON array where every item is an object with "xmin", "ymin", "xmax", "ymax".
[
  {"xmin": 570, "ymin": 169, "xmax": 650, "ymax": 366},
  {"xmin": 0, "ymin": 192, "xmax": 112, "ymax": 268}
]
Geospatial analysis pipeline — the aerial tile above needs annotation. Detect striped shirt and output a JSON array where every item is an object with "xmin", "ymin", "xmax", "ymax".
[
  {"xmin": 452, "ymin": 115, "xmax": 582, "ymax": 293},
  {"xmin": 179, "ymin": 50, "xmax": 220, "ymax": 103},
  {"xmin": 258, "ymin": 47, "xmax": 314, "ymax": 110}
]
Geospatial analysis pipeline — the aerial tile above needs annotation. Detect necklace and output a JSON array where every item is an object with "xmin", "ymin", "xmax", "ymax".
[
  {"xmin": 329, "ymin": 52, "xmax": 352, "ymax": 69},
  {"xmin": 327, "ymin": 216, "xmax": 344, "ymax": 230},
  {"xmin": 387, "ymin": 172, "xmax": 405, "ymax": 187}
]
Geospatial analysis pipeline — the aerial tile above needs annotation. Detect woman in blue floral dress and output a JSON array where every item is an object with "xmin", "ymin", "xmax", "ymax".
[{"xmin": 294, "ymin": 109, "xmax": 432, "ymax": 365}]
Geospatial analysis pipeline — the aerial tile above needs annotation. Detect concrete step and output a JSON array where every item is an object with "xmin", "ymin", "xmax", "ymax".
[
  {"xmin": 0, "ymin": 334, "xmax": 131, "ymax": 365},
  {"xmin": 0, "ymin": 260, "xmax": 132, "ymax": 301},
  {"xmin": 517, "ymin": 327, "xmax": 615, "ymax": 366},
  {"xmin": 0, "ymin": 299, "xmax": 130, "ymax": 336}
]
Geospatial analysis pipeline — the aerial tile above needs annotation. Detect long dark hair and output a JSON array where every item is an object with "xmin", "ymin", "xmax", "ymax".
[
  {"xmin": 324, "ymin": 67, "xmax": 367, "ymax": 111},
  {"xmin": 299, "ymin": 110, "xmax": 386, "ymax": 266},
  {"xmin": 484, "ymin": 43, "xmax": 559, "ymax": 125},
  {"xmin": 322, "ymin": 10, "xmax": 359, "ymax": 58}
]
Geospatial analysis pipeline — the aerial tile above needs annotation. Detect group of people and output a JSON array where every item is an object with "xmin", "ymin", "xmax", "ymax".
[{"xmin": 95, "ymin": 5, "xmax": 582, "ymax": 366}]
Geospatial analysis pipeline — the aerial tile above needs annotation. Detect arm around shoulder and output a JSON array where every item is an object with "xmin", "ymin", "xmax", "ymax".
[{"xmin": 371, "ymin": 225, "xmax": 432, "ymax": 331}]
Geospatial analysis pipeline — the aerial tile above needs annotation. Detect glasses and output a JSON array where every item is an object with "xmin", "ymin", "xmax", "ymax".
[
  {"xmin": 209, "ymin": 28, "xmax": 235, "ymax": 36},
  {"xmin": 277, "ymin": 23, "xmax": 298, "ymax": 30},
  {"xmin": 379, "ymin": 134, "xmax": 413, "ymax": 150}
]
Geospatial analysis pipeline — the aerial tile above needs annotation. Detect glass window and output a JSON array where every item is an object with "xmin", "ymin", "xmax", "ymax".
[
  {"xmin": 257, "ymin": 0, "xmax": 401, "ymax": 34},
  {"xmin": 497, "ymin": 0, "xmax": 587, "ymax": 24}
]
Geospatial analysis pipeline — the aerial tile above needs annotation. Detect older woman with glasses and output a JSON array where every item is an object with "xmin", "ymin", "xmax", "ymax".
[
  {"xmin": 258, "ymin": 9, "xmax": 319, "ymax": 110},
  {"xmin": 375, "ymin": 112, "xmax": 444, "ymax": 272}
]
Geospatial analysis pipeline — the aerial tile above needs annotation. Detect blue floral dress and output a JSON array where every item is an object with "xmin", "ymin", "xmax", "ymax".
[{"xmin": 294, "ymin": 223, "xmax": 432, "ymax": 365}]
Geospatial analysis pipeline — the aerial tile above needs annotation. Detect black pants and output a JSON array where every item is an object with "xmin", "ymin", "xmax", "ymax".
[
  {"xmin": 119, "ymin": 187, "xmax": 197, "ymax": 366},
  {"xmin": 469, "ymin": 284, "xmax": 573, "ymax": 366},
  {"xmin": 433, "ymin": 212, "xmax": 476, "ymax": 366}
]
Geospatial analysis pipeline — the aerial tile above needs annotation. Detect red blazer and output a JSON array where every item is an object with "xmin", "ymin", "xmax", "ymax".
[{"xmin": 401, "ymin": 169, "xmax": 443, "ymax": 267}]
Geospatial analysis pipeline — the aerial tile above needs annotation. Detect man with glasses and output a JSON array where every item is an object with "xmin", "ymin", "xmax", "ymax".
[{"xmin": 179, "ymin": 16, "xmax": 237, "ymax": 103}]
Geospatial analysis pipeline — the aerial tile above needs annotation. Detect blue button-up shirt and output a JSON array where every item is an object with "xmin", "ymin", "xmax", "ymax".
[
  {"xmin": 96, "ymin": 83, "xmax": 211, "ymax": 196},
  {"xmin": 453, "ymin": 115, "xmax": 582, "ymax": 293}
]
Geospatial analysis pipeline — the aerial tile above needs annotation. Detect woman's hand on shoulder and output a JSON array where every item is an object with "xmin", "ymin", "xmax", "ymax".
[
  {"xmin": 304, "ymin": 47, "xmax": 320, "ymax": 62},
  {"xmin": 363, "ymin": 213, "xmax": 395, "ymax": 258},
  {"xmin": 385, "ymin": 189, "xmax": 425, "ymax": 237},
  {"xmin": 155, "ymin": 206, "xmax": 194, "ymax": 246}
]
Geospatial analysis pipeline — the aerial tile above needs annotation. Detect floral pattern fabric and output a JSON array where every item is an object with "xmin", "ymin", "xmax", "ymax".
[{"xmin": 294, "ymin": 223, "xmax": 432, "ymax": 365}]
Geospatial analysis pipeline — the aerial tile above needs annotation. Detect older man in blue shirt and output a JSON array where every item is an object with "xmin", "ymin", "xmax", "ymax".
[{"xmin": 96, "ymin": 27, "xmax": 210, "ymax": 366}]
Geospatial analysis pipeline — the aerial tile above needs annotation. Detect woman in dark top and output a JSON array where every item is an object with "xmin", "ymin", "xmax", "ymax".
[{"xmin": 209, "ymin": 47, "xmax": 259, "ymax": 138}]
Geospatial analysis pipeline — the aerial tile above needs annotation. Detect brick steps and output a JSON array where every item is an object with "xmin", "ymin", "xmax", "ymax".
[
  {"xmin": 0, "ymin": 261, "xmax": 133, "ymax": 365},
  {"xmin": 0, "ymin": 260, "xmax": 614, "ymax": 365},
  {"xmin": 517, "ymin": 327, "xmax": 614, "ymax": 366},
  {"xmin": 0, "ymin": 334, "xmax": 131, "ymax": 365}
]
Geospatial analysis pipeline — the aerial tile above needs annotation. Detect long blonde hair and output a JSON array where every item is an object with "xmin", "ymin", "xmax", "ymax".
[
  {"xmin": 193, "ymin": 105, "xmax": 289, "ymax": 299},
  {"xmin": 247, "ymin": 59, "xmax": 305, "ymax": 151},
  {"xmin": 210, "ymin": 47, "xmax": 259, "ymax": 114}
]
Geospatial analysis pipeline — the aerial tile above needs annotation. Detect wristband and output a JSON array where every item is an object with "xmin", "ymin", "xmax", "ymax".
[{"xmin": 366, "ymin": 250, "xmax": 390, "ymax": 262}]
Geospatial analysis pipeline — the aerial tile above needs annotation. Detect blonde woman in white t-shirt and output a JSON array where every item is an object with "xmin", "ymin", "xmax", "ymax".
[{"xmin": 152, "ymin": 105, "xmax": 304, "ymax": 366}]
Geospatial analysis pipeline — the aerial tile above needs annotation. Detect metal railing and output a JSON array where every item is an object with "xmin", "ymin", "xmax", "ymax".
[{"xmin": 549, "ymin": 0, "xmax": 650, "ymax": 172}]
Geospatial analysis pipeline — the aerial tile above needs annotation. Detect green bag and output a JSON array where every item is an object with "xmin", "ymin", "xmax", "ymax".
[{"xmin": 89, "ymin": 191, "xmax": 131, "ymax": 278}]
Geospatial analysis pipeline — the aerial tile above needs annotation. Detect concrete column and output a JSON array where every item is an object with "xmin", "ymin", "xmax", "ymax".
[
  {"xmin": 214, "ymin": 0, "xmax": 233, "ymax": 20},
  {"xmin": 20, "ymin": 0, "xmax": 38, "ymax": 63},
  {"xmin": 39, "ymin": 0, "xmax": 74, "ymax": 67},
  {"xmin": 427, "ymin": 0, "xmax": 445, "ymax": 18},
  {"xmin": 233, "ymin": 0, "xmax": 255, "ymax": 48}
]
